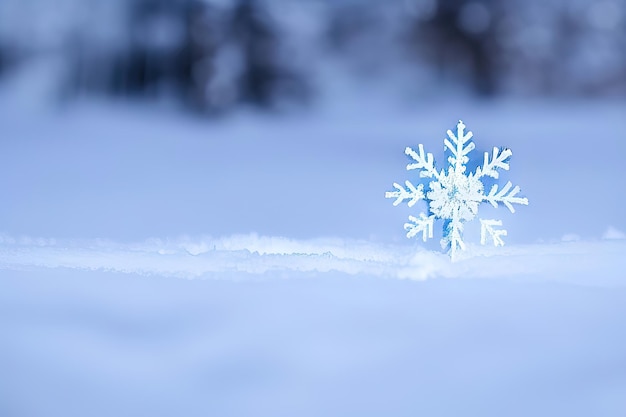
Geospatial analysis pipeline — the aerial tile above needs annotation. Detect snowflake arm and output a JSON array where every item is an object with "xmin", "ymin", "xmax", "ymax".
[
  {"xmin": 480, "ymin": 219, "xmax": 507, "ymax": 247},
  {"xmin": 445, "ymin": 120, "xmax": 475, "ymax": 172},
  {"xmin": 484, "ymin": 181, "xmax": 529, "ymax": 213},
  {"xmin": 405, "ymin": 145, "xmax": 441, "ymax": 179},
  {"xmin": 385, "ymin": 181, "xmax": 424, "ymax": 207},
  {"xmin": 404, "ymin": 213, "xmax": 435, "ymax": 242},
  {"xmin": 442, "ymin": 213, "xmax": 466, "ymax": 258},
  {"xmin": 476, "ymin": 147, "xmax": 512, "ymax": 179}
]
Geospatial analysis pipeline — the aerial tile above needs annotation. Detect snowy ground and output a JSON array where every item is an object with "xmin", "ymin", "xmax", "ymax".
[
  {"xmin": 1, "ymin": 89, "xmax": 626, "ymax": 416},
  {"xmin": 3, "ymin": 268, "xmax": 626, "ymax": 417}
]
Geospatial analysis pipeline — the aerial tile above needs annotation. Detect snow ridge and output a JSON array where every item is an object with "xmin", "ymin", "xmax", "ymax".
[{"xmin": 0, "ymin": 234, "xmax": 625, "ymax": 286}]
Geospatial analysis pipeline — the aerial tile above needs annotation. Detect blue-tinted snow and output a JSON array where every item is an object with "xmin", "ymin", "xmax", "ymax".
[{"xmin": 2, "ymin": 269, "xmax": 626, "ymax": 417}]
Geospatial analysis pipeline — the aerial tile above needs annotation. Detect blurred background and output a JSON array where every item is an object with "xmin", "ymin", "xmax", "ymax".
[
  {"xmin": 0, "ymin": 0, "xmax": 625, "ymax": 243},
  {"xmin": 0, "ymin": 0, "xmax": 624, "ymax": 112}
]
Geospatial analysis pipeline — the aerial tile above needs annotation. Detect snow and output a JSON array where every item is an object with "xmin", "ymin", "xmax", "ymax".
[
  {"xmin": 1, "ymin": 234, "xmax": 625, "ymax": 284},
  {"xmin": 603, "ymin": 226, "xmax": 626, "ymax": 240},
  {"xmin": 1, "ymin": 90, "xmax": 626, "ymax": 416},
  {"xmin": 3, "ymin": 266, "xmax": 626, "ymax": 417}
]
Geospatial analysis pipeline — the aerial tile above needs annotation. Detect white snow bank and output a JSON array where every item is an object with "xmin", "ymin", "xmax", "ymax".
[
  {"xmin": 1, "ymin": 234, "xmax": 624, "ymax": 285},
  {"xmin": 603, "ymin": 226, "xmax": 626, "ymax": 240}
]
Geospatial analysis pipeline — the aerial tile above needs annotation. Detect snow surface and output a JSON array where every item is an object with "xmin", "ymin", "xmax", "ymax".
[
  {"xmin": 1, "ymin": 234, "xmax": 625, "ymax": 285},
  {"xmin": 1, "ymin": 90, "xmax": 626, "ymax": 416},
  {"xmin": 3, "ymin": 265, "xmax": 626, "ymax": 417}
]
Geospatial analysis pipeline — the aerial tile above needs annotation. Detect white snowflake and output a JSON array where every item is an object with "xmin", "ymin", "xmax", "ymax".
[{"xmin": 385, "ymin": 120, "xmax": 528, "ymax": 258}]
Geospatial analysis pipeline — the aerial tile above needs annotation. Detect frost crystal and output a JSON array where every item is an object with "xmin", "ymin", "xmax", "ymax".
[{"xmin": 386, "ymin": 120, "xmax": 528, "ymax": 258}]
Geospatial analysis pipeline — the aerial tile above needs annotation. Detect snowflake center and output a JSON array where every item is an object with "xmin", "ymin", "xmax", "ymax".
[
  {"xmin": 448, "ymin": 172, "xmax": 479, "ymax": 203},
  {"xmin": 428, "ymin": 170, "xmax": 483, "ymax": 222},
  {"xmin": 446, "ymin": 183, "xmax": 461, "ymax": 201}
]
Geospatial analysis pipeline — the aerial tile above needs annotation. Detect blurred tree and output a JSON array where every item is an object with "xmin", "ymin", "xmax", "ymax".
[
  {"xmin": 229, "ymin": 0, "xmax": 308, "ymax": 107},
  {"xmin": 173, "ymin": 0, "xmax": 223, "ymax": 111},
  {"xmin": 69, "ymin": 0, "xmax": 217, "ymax": 105},
  {"xmin": 406, "ymin": 0, "xmax": 502, "ymax": 96},
  {"xmin": 113, "ymin": 0, "xmax": 216, "ymax": 101},
  {"xmin": 65, "ymin": 0, "xmax": 307, "ymax": 112},
  {"xmin": 0, "ymin": 44, "xmax": 11, "ymax": 76},
  {"xmin": 496, "ymin": 0, "xmax": 626, "ymax": 96},
  {"xmin": 324, "ymin": 2, "xmax": 395, "ymax": 75}
]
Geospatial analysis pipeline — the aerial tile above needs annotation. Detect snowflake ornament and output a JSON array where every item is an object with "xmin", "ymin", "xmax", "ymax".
[{"xmin": 385, "ymin": 120, "xmax": 528, "ymax": 258}]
